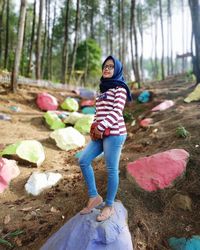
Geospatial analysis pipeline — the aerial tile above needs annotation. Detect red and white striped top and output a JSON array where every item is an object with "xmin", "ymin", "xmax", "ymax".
[{"xmin": 94, "ymin": 87, "xmax": 127, "ymax": 135}]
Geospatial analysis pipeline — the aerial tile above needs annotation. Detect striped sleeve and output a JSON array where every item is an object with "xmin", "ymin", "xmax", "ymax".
[
  {"xmin": 92, "ymin": 107, "xmax": 97, "ymax": 123},
  {"xmin": 97, "ymin": 87, "xmax": 127, "ymax": 131}
]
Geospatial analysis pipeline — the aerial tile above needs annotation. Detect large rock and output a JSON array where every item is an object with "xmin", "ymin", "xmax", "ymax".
[
  {"xmin": 151, "ymin": 100, "xmax": 174, "ymax": 111},
  {"xmin": 74, "ymin": 115, "xmax": 94, "ymax": 134},
  {"xmin": 63, "ymin": 112, "xmax": 85, "ymax": 125},
  {"xmin": 184, "ymin": 84, "xmax": 200, "ymax": 103},
  {"xmin": 50, "ymin": 127, "xmax": 85, "ymax": 151},
  {"xmin": 1, "ymin": 140, "xmax": 45, "ymax": 167},
  {"xmin": 25, "ymin": 172, "xmax": 62, "ymax": 196},
  {"xmin": 0, "ymin": 158, "xmax": 20, "ymax": 193},
  {"xmin": 36, "ymin": 92, "xmax": 58, "ymax": 111},
  {"xmin": 41, "ymin": 202, "xmax": 133, "ymax": 250},
  {"xmin": 127, "ymin": 149, "xmax": 189, "ymax": 192},
  {"xmin": 43, "ymin": 111, "xmax": 65, "ymax": 130},
  {"xmin": 61, "ymin": 97, "xmax": 79, "ymax": 112},
  {"xmin": 168, "ymin": 235, "xmax": 200, "ymax": 250}
]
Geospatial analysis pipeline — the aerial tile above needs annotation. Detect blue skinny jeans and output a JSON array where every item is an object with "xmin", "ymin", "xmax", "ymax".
[{"xmin": 79, "ymin": 135, "xmax": 126, "ymax": 206}]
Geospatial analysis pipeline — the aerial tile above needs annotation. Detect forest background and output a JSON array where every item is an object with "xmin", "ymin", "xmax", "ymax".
[{"xmin": 1, "ymin": 0, "xmax": 200, "ymax": 91}]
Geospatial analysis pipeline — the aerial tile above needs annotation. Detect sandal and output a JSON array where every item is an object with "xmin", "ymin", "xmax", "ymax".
[
  {"xmin": 80, "ymin": 195, "xmax": 103, "ymax": 215},
  {"xmin": 96, "ymin": 206, "xmax": 114, "ymax": 222}
]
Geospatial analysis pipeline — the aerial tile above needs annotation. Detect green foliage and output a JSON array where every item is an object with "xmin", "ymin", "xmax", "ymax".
[
  {"xmin": 123, "ymin": 102, "xmax": 149, "ymax": 123},
  {"xmin": 80, "ymin": 0, "xmax": 101, "ymax": 41},
  {"xmin": 0, "ymin": 3, "xmax": 18, "ymax": 70},
  {"xmin": 8, "ymin": 229, "xmax": 24, "ymax": 237},
  {"xmin": 0, "ymin": 238, "xmax": 13, "ymax": 247},
  {"xmin": 176, "ymin": 126, "xmax": 190, "ymax": 138},
  {"xmin": 0, "ymin": 229, "xmax": 24, "ymax": 249},
  {"xmin": 1, "ymin": 0, "xmax": 194, "ymax": 84},
  {"xmin": 75, "ymin": 39, "xmax": 102, "ymax": 78},
  {"xmin": 54, "ymin": 4, "xmax": 77, "ymax": 44},
  {"xmin": 136, "ymin": 3, "xmax": 149, "ymax": 30},
  {"xmin": 186, "ymin": 70, "xmax": 196, "ymax": 82},
  {"xmin": 123, "ymin": 111, "xmax": 133, "ymax": 122}
]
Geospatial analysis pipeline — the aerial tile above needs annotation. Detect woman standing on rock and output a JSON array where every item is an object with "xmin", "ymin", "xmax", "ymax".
[{"xmin": 79, "ymin": 55, "xmax": 132, "ymax": 222}]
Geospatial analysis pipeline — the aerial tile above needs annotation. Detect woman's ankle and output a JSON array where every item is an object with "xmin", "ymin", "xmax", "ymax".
[
  {"xmin": 105, "ymin": 203, "xmax": 113, "ymax": 207},
  {"xmin": 89, "ymin": 194, "xmax": 101, "ymax": 200}
]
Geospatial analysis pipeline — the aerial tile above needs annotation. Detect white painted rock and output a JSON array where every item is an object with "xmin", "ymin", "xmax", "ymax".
[{"xmin": 25, "ymin": 172, "xmax": 62, "ymax": 196}]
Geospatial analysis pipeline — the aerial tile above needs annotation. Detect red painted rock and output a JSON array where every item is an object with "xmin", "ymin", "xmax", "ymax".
[
  {"xmin": 127, "ymin": 149, "xmax": 189, "ymax": 192},
  {"xmin": 81, "ymin": 99, "xmax": 95, "ymax": 107},
  {"xmin": 36, "ymin": 92, "xmax": 58, "ymax": 111}
]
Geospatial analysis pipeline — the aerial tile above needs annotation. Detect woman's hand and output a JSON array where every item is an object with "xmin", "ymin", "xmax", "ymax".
[
  {"xmin": 93, "ymin": 126, "xmax": 103, "ymax": 140},
  {"xmin": 90, "ymin": 123, "xmax": 103, "ymax": 140}
]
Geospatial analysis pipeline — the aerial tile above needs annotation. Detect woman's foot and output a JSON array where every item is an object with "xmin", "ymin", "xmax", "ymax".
[
  {"xmin": 80, "ymin": 195, "xmax": 103, "ymax": 215},
  {"xmin": 96, "ymin": 206, "xmax": 114, "ymax": 222}
]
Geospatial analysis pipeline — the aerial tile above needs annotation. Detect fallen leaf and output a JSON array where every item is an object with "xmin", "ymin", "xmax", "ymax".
[
  {"xmin": 30, "ymin": 211, "xmax": 37, "ymax": 216},
  {"xmin": 23, "ymin": 214, "xmax": 33, "ymax": 221},
  {"xmin": 20, "ymin": 207, "xmax": 32, "ymax": 211},
  {"xmin": 13, "ymin": 237, "xmax": 22, "ymax": 247},
  {"xmin": 50, "ymin": 207, "xmax": 59, "ymax": 213},
  {"xmin": 4, "ymin": 214, "xmax": 11, "ymax": 224}
]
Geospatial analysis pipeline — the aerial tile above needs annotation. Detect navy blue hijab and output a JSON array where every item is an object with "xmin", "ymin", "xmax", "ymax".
[{"xmin": 100, "ymin": 55, "xmax": 132, "ymax": 101}]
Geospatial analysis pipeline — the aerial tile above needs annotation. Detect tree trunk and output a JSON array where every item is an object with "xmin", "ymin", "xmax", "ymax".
[
  {"xmin": 169, "ymin": 0, "xmax": 173, "ymax": 75},
  {"xmin": 0, "ymin": 0, "xmax": 5, "ymax": 67},
  {"xmin": 45, "ymin": 0, "xmax": 51, "ymax": 79},
  {"xmin": 137, "ymin": 5, "xmax": 144, "ymax": 82},
  {"xmin": 159, "ymin": 0, "xmax": 165, "ymax": 80},
  {"xmin": 132, "ymin": 5, "xmax": 140, "ymax": 84},
  {"xmin": 181, "ymin": 0, "xmax": 185, "ymax": 72},
  {"xmin": 130, "ymin": 0, "xmax": 135, "ymax": 80},
  {"xmin": 118, "ymin": 0, "xmax": 122, "ymax": 61},
  {"xmin": 189, "ymin": 0, "xmax": 200, "ymax": 84},
  {"xmin": 84, "ymin": 2, "xmax": 88, "ymax": 85},
  {"xmin": 106, "ymin": 30, "xmax": 109, "ymax": 56},
  {"xmin": 49, "ymin": 0, "xmax": 56, "ymax": 80},
  {"xmin": 35, "ymin": 0, "xmax": 44, "ymax": 80},
  {"xmin": 121, "ymin": 0, "xmax": 125, "ymax": 65},
  {"xmin": 90, "ymin": 1, "xmax": 94, "ymax": 39},
  {"xmin": 11, "ymin": 0, "xmax": 27, "ymax": 93},
  {"xmin": 27, "ymin": 0, "xmax": 36, "ymax": 77},
  {"xmin": 4, "ymin": 0, "xmax": 9, "ymax": 69},
  {"xmin": 61, "ymin": 0, "xmax": 70, "ymax": 84},
  {"xmin": 154, "ymin": 18, "xmax": 158, "ymax": 79},
  {"xmin": 130, "ymin": 0, "xmax": 140, "ymax": 83},
  {"xmin": 167, "ymin": 0, "xmax": 170, "ymax": 75},
  {"xmin": 150, "ymin": 12, "xmax": 154, "ymax": 76},
  {"xmin": 68, "ymin": 0, "xmax": 80, "ymax": 84},
  {"xmin": 20, "ymin": 10, "xmax": 27, "ymax": 75},
  {"xmin": 108, "ymin": 0, "xmax": 113, "ymax": 55},
  {"xmin": 41, "ymin": 0, "xmax": 47, "ymax": 78}
]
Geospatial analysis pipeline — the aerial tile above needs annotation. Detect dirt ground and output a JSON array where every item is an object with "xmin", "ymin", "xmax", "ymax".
[{"xmin": 0, "ymin": 74, "xmax": 200, "ymax": 250}]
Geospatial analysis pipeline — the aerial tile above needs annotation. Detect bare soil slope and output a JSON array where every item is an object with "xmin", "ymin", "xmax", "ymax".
[{"xmin": 0, "ymin": 75, "xmax": 200, "ymax": 250}]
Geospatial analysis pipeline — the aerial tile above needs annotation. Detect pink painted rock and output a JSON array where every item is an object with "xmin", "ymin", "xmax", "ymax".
[
  {"xmin": 127, "ymin": 149, "xmax": 189, "ymax": 192},
  {"xmin": 36, "ymin": 93, "xmax": 58, "ymax": 111},
  {"xmin": 0, "ymin": 158, "xmax": 20, "ymax": 193},
  {"xmin": 139, "ymin": 118, "xmax": 153, "ymax": 128},
  {"xmin": 151, "ymin": 100, "xmax": 174, "ymax": 111}
]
